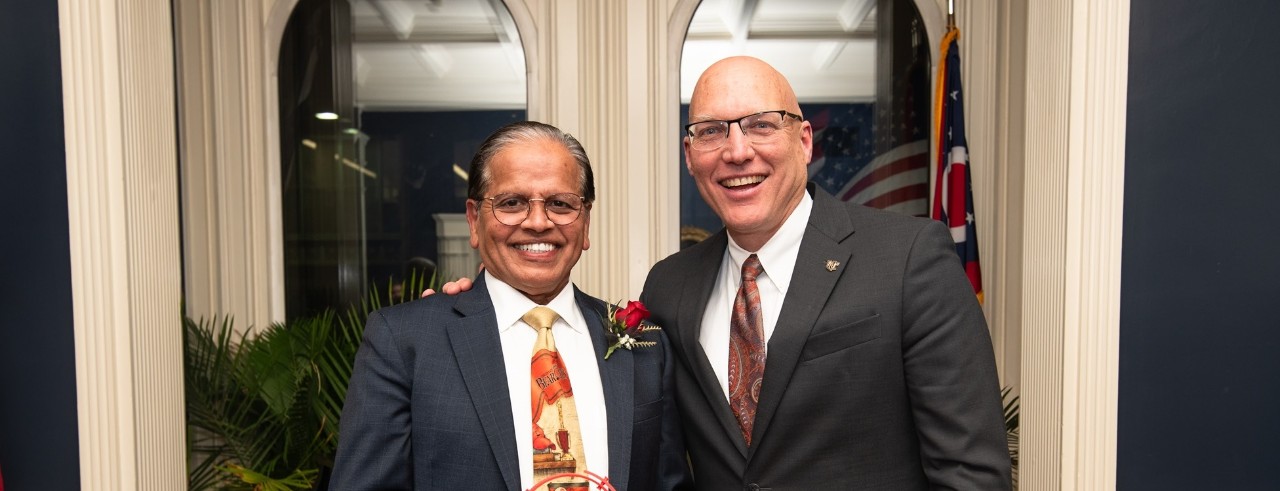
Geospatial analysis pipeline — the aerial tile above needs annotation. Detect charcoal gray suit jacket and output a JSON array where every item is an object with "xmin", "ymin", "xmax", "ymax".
[
  {"xmin": 640, "ymin": 184, "xmax": 1011, "ymax": 490},
  {"xmin": 330, "ymin": 276, "xmax": 692, "ymax": 491}
]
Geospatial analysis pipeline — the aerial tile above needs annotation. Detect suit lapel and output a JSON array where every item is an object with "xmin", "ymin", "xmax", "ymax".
[
  {"xmin": 448, "ymin": 277, "xmax": 521, "ymax": 491},
  {"xmin": 675, "ymin": 231, "xmax": 752, "ymax": 458},
  {"xmin": 577, "ymin": 289, "xmax": 634, "ymax": 490},
  {"xmin": 748, "ymin": 188, "xmax": 855, "ymax": 457}
]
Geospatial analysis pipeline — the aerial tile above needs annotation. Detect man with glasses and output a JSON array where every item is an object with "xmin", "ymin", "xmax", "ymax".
[
  {"xmin": 331, "ymin": 121, "xmax": 691, "ymax": 491},
  {"xmin": 640, "ymin": 56, "xmax": 1011, "ymax": 489}
]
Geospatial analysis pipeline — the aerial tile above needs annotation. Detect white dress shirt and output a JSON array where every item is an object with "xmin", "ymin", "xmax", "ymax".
[
  {"xmin": 699, "ymin": 193, "xmax": 813, "ymax": 398},
  {"xmin": 487, "ymin": 272, "xmax": 610, "ymax": 488}
]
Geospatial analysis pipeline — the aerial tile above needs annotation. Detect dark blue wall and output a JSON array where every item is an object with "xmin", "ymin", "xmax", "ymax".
[
  {"xmin": 0, "ymin": 2, "xmax": 82, "ymax": 488},
  {"xmin": 1120, "ymin": 0, "xmax": 1280, "ymax": 487}
]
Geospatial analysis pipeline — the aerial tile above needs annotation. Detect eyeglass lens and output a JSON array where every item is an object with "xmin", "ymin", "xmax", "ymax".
[
  {"xmin": 487, "ymin": 193, "xmax": 584, "ymax": 226},
  {"xmin": 687, "ymin": 111, "xmax": 791, "ymax": 150}
]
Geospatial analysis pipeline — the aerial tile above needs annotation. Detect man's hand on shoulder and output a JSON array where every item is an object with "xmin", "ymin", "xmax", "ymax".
[{"xmin": 421, "ymin": 277, "xmax": 474, "ymax": 298}]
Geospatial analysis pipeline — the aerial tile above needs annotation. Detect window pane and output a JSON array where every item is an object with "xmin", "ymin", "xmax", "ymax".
[{"xmin": 280, "ymin": 0, "xmax": 525, "ymax": 319}]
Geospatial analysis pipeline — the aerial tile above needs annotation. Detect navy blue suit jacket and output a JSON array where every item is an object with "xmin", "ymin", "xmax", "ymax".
[
  {"xmin": 330, "ymin": 276, "xmax": 692, "ymax": 490},
  {"xmin": 641, "ymin": 185, "xmax": 1011, "ymax": 490}
]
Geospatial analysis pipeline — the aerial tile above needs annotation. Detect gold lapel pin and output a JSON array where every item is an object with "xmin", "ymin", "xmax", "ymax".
[{"xmin": 825, "ymin": 259, "xmax": 840, "ymax": 272}]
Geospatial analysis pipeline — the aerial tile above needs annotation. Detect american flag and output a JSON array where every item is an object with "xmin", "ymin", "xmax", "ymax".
[
  {"xmin": 931, "ymin": 28, "xmax": 984, "ymax": 303},
  {"xmin": 808, "ymin": 104, "xmax": 874, "ymax": 194},
  {"xmin": 806, "ymin": 101, "xmax": 929, "ymax": 217},
  {"xmin": 807, "ymin": 16, "xmax": 931, "ymax": 217}
]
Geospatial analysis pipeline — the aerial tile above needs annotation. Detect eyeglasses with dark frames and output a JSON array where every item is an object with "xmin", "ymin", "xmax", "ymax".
[
  {"xmin": 479, "ymin": 193, "xmax": 589, "ymax": 226},
  {"xmin": 684, "ymin": 110, "xmax": 803, "ymax": 151}
]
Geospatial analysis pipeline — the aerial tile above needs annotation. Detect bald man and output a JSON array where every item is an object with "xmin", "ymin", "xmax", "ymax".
[{"xmin": 639, "ymin": 56, "xmax": 1011, "ymax": 490}]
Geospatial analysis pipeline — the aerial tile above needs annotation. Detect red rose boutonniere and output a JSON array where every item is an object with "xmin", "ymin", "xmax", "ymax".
[{"xmin": 603, "ymin": 300, "xmax": 661, "ymax": 360}]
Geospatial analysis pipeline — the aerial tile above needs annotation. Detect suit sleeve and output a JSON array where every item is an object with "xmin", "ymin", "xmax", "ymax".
[
  {"xmin": 900, "ymin": 220, "xmax": 1012, "ymax": 490},
  {"xmin": 654, "ymin": 328, "xmax": 695, "ymax": 491},
  {"xmin": 329, "ymin": 310, "xmax": 414, "ymax": 490}
]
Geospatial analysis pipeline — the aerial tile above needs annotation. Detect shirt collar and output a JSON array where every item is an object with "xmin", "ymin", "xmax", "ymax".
[
  {"xmin": 726, "ymin": 191, "xmax": 813, "ymax": 295},
  {"xmin": 485, "ymin": 271, "xmax": 585, "ymax": 335}
]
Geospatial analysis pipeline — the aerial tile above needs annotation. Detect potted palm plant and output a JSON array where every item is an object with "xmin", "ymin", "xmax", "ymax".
[{"xmin": 185, "ymin": 276, "xmax": 427, "ymax": 490}]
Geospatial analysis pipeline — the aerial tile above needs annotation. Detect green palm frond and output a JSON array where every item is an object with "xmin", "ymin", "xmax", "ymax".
[
  {"xmin": 1002, "ymin": 386, "xmax": 1020, "ymax": 489},
  {"xmin": 223, "ymin": 464, "xmax": 319, "ymax": 491},
  {"xmin": 185, "ymin": 271, "xmax": 437, "ymax": 490}
]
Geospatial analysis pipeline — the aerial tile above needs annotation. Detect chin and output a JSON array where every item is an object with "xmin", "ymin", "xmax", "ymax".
[{"xmin": 722, "ymin": 211, "xmax": 764, "ymax": 229}]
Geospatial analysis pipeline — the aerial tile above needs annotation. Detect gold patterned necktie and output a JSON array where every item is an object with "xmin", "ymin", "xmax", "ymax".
[
  {"xmin": 729, "ymin": 254, "xmax": 766, "ymax": 446},
  {"xmin": 525, "ymin": 306, "xmax": 588, "ymax": 487}
]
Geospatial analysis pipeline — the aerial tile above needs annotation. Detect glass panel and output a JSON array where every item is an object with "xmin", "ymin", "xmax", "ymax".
[
  {"xmin": 280, "ymin": 0, "xmax": 526, "ymax": 319},
  {"xmin": 680, "ymin": 0, "xmax": 931, "ymax": 246}
]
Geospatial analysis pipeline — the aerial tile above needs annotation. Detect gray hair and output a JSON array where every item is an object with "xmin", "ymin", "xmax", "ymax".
[{"xmin": 467, "ymin": 121, "xmax": 595, "ymax": 203}]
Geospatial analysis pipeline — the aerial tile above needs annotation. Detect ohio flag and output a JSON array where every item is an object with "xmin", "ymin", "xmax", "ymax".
[{"xmin": 932, "ymin": 28, "xmax": 984, "ymax": 304}]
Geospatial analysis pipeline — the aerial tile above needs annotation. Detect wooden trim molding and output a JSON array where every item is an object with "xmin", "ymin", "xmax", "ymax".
[
  {"xmin": 58, "ymin": 0, "xmax": 186, "ymax": 488},
  {"xmin": 174, "ymin": 0, "xmax": 285, "ymax": 327},
  {"xmin": 1021, "ymin": 0, "xmax": 1128, "ymax": 488}
]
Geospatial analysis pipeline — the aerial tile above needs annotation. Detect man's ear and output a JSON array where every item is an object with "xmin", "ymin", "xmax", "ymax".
[
  {"xmin": 580, "ymin": 207, "xmax": 591, "ymax": 251},
  {"xmin": 683, "ymin": 137, "xmax": 694, "ymax": 175},
  {"xmin": 800, "ymin": 119, "xmax": 814, "ymax": 165},
  {"xmin": 465, "ymin": 199, "xmax": 480, "ymax": 249}
]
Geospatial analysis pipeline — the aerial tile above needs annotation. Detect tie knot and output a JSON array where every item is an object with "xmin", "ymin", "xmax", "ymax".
[
  {"xmin": 522, "ymin": 306, "xmax": 560, "ymax": 331},
  {"xmin": 741, "ymin": 254, "xmax": 764, "ymax": 282}
]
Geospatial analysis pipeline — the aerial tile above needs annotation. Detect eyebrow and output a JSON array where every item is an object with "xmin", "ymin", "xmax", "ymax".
[{"xmin": 688, "ymin": 110, "xmax": 778, "ymax": 122}]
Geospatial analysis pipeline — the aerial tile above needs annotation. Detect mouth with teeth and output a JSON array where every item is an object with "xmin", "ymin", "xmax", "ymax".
[
  {"xmin": 720, "ymin": 175, "xmax": 765, "ymax": 189},
  {"xmin": 515, "ymin": 242, "xmax": 557, "ymax": 253}
]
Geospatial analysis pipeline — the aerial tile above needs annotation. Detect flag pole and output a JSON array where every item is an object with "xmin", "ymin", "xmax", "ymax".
[{"xmin": 947, "ymin": 0, "xmax": 956, "ymax": 30}]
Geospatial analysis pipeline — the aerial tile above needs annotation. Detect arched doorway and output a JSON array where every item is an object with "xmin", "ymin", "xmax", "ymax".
[{"xmin": 277, "ymin": 0, "xmax": 529, "ymax": 319}]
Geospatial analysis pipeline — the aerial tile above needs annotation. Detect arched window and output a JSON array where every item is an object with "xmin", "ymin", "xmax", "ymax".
[
  {"xmin": 278, "ymin": 0, "xmax": 526, "ymax": 319},
  {"xmin": 679, "ymin": 0, "xmax": 933, "ymax": 243}
]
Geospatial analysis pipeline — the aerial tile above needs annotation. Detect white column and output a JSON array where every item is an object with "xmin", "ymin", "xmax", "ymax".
[
  {"xmin": 1021, "ymin": 0, "xmax": 1129, "ymax": 488},
  {"xmin": 58, "ymin": 0, "xmax": 186, "ymax": 488}
]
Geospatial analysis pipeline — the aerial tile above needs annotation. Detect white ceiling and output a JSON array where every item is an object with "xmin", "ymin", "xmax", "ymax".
[
  {"xmin": 682, "ymin": 0, "xmax": 878, "ymax": 103},
  {"xmin": 351, "ymin": 0, "xmax": 526, "ymax": 111},
  {"xmin": 350, "ymin": 0, "xmax": 880, "ymax": 111}
]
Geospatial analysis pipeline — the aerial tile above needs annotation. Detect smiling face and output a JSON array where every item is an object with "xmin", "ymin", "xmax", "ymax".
[
  {"xmin": 685, "ymin": 56, "xmax": 813, "ymax": 251},
  {"xmin": 466, "ymin": 137, "xmax": 591, "ymax": 304}
]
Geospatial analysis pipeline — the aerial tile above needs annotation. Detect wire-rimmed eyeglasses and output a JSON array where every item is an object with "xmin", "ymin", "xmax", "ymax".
[
  {"xmin": 479, "ymin": 193, "xmax": 589, "ymax": 226},
  {"xmin": 684, "ymin": 110, "xmax": 803, "ymax": 151}
]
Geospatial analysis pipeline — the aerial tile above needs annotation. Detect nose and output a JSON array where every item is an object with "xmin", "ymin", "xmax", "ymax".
[
  {"xmin": 519, "ymin": 200, "xmax": 555, "ymax": 231},
  {"xmin": 721, "ymin": 121, "xmax": 756, "ymax": 163}
]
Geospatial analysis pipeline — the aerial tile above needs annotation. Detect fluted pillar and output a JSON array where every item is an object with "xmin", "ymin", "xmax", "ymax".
[
  {"xmin": 1021, "ymin": 0, "xmax": 1129, "ymax": 488},
  {"xmin": 58, "ymin": 0, "xmax": 185, "ymax": 488}
]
